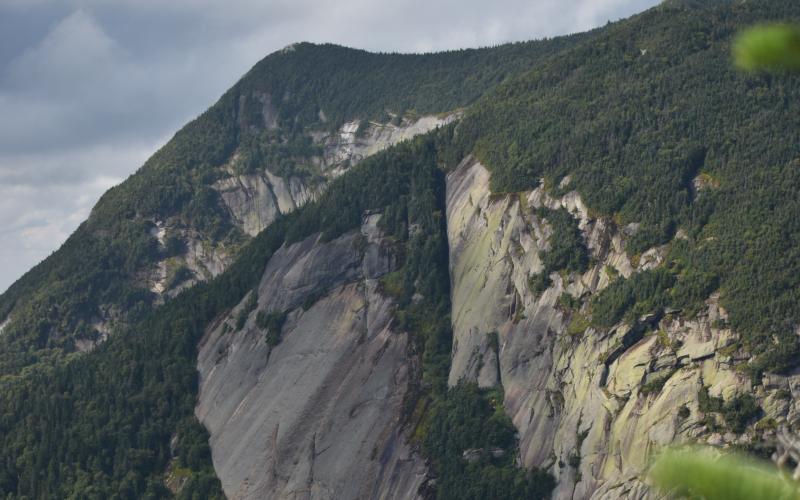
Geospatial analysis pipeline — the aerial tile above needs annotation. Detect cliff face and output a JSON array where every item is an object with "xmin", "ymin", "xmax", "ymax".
[
  {"xmin": 445, "ymin": 158, "xmax": 798, "ymax": 499},
  {"xmin": 146, "ymin": 113, "xmax": 455, "ymax": 300},
  {"xmin": 192, "ymin": 155, "xmax": 796, "ymax": 500},
  {"xmin": 196, "ymin": 215, "xmax": 425, "ymax": 500}
]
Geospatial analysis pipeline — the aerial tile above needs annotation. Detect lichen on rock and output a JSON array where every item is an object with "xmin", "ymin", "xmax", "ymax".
[{"xmin": 445, "ymin": 158, "xmax": 781, "ymax": 499}]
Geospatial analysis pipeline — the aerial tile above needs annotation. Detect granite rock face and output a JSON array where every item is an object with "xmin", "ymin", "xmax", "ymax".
[
  {"xmin": 147, "ymin": 114, "xmax": 455, "ymax": 299},
  {"xmin": 193, "ymin": 150, "xmax": 792, "ymax": 500},
  {"xmin": 214, "ymin": 171, "xmax": 316, "ymax": 237},
  {"xmin": 214, "ymin": 113, "xmax": 458, "ymax": 238},
  {"xmin": 445, "ymin": 158, "xmax": 785, "ymax": 499},
  {"xmin": 196, "ymin": 215, "xmax": 424, "ymax": 500},
  {"xmin": 0, "ymin": 317, "xmax": 10, "ymax": 336},
  {"xmin": 315, "ymin": 114, "xmax": 459, "ymax": 177}
]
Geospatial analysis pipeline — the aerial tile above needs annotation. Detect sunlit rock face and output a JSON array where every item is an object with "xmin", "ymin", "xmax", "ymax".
[
  {"xmin": 446, "ymin": 158, "xmax": 774, "ymax": 499},
  {"xmin": 196, "ymin": 215, "xmax": 425, "ymax": 500}
]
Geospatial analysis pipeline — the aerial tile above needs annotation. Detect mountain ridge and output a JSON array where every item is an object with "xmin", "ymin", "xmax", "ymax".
[
  {"xmin": 2, "ymin": 1, "xmax": 800, "ymax": 498},
  {"xmin": 0, "ymin": 32, "xmax": 586, "ymax": 378}
]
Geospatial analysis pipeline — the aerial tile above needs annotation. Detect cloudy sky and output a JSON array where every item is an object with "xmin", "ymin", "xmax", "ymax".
[{"xmin": 0, "ymin": 0, "xmax": 659, "ymax": 293}]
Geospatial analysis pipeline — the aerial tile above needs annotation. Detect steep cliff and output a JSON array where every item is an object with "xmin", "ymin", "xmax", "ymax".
[
  {"xmin": 196, "ymin": 202, "xmax": 426, "ymax": 499},
  {"xmin": 146, "ymin": 113, "xmax": 455, "ymax": 298},
  {"xmin": 0, "ymin": 34, "xmax": 569, "ymax": 376},
  {"xmin": 196, "ymin": 215, "xmax": 425, "ymax": 499},
  {"xmin": 446, "ymin": 158, "xmax": 798, "ymax": 499},
  {"xmin": 210, "ymin": 113, "xmax": 457, "ymax": 238}
]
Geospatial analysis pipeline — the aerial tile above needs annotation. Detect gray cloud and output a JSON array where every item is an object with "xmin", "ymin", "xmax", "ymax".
[{"xmin": 0, "ymin": 0, "xmax": 659, "ymax": 292}]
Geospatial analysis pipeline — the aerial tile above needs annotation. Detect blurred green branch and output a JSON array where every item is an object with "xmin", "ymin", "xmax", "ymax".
[
  {"xmin": 734, "ymin": 24, "xmax": 800, "ymax": 72},
  {"xmin": 650, "ymin": 447, "xmax": 800, "ymax": 500}
]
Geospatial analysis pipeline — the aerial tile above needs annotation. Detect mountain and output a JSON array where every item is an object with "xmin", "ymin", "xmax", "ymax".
[{"xmin": 2, "ymin": 0, "xmax": 800, "ymax": 498}]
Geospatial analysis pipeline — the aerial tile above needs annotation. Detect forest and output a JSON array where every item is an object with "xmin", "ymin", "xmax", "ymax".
[
  {"xmin": 0, "ymin": 29, "xmax": 586, "ymax": 381},
  {"xmin": 0, "ymin": 131, "xmax": 554, "ymax": 498}
]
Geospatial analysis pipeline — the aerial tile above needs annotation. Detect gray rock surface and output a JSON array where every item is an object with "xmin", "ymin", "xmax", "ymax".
[
  {"xmin": 145, "ymin": 113, "xmax": 455, "ymax": 301},
  {"xmin": 196, "ymin": 216, "xmax": 424, "ymax": 500},
  {"xmin": 214, "ymin": 171, "xmax": 315, "ymax": 237},
  {"xmin": 214, "ymin": 113, "xmax": 458, "ymax": 239},
  {"xmin": 445, "ymin": 158, "xmax": 779, "ymax": 499},
  {"xmin": 317, "ymin": 114, "xmax": 458, "ymax": 176}
]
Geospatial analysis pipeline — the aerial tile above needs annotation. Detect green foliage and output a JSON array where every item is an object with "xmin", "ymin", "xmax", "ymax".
[
  {"xmin": 379, "ymin": 270, "xmax": 406, "ymax": 299},
  {"xmin": 299, "ymin": 131, "xmax": 553, "ymax": 498},
  {"xmin": 0, "ymin": 210, "xmax": 290, "ymax": 498},
  {"xmin": 591, "ymin": 268, "xmax": 674, "ymax": 328},
  {"xmin": 567, "ymin": 312, "xmax": 590, "ymax": 337},
  {"xmin": 422, "ymin": 384, "xmax": 555, "ymax": 500},
  {"xmin": 528, "ymin": 271, "xmax": 552, "ymax": 296},
  {"xmin": 1, "ymin": 1, "xmax": 800, "ymax": 496},
  {"xmin": 640, "ymin": 370, "xmax": 676, "ymax": 396},
  {"xmin": 734, "ymin": 24, "xmax": 800, "ymax": 72},
  {"xmin": 237, "ymin": 38, "xmax": 586, "ymax": 130},
  {"xmin": 453, "ymin": 0, "xmax": 800, "ymax": 370},
  {"xmin": 163, "ymin": 233, "xmax": 186, "ymax": 257},
  {"xmin": 699, "ymin": 385, "xmax": 725, "ymax": 413},
  {"xmin": 698, "ymin": 386, "xmax": 762, "ymax": 434},
  {"xmin": 528, "ymin": 208, "xmax": 589, "ymax": 297},
  {"xmin": 537, "ymin": 207, "xmax": 589, "ymax": 276},
  {"xmin": 235, "ymin": 128, "xmax": 322, "ymax": 178},
  {"xmin": 166, "ymin": 265, "xmax": 194, "ymax": 290},
  {"xmin": 558, "ymin": 292, "xmax": 582, "ymax": 312},
  {"xmin": 650, "ymin": 447, "xmax": 800, "ymax": 500},
  {"xmin": 0, "ymin": 33, "xmax": 585, "ymax": 379},
  {"xmin": 0, "ymin": 123, "xmax": 550, "ymax": 498},
  {"xmin": 235, "ymin": 289, "xmax": 258, "ymax": 331},
  {"xmin": 722, "ymin": 394, "xmax": 762, "ymax": 434},
  {"xmin": 256, "ymin": 310, "xmax": 287, "ymax": 346}
]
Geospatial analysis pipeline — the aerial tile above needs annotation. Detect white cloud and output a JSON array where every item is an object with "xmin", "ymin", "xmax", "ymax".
[
  {"xmin": 5, "ymin": 10, "xmax": 118, "ymax": 89},
  {"xmin": 0, "ymin": 141, "xmax": 160, "ymax": 291}
]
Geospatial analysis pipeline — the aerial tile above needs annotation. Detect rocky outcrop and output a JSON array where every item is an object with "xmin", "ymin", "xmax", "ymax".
[
  {"xmin": 145, "ymin": 221, "xmax": 233, "ymax": 301},
  {"xmin": 213, "ymin": 171, "xmax": 316, "ymax": 237},
  {"xmin": 148, "ymin": 114, "xmax": 457, "ymax": 298},
  {"xmin": 196, "ymin": 215, "xmax": 424, "ymax": 500},
  {"xmin": 445, "ymin": 158, "xmax": 788, "ymax": 499},
  {"xmin": 213, "ymin": 113, "xmax": 458, "ymax": 238},
  {"xmin": 315, "ymin": 114, "xmax": 459, "ymax": 177}
]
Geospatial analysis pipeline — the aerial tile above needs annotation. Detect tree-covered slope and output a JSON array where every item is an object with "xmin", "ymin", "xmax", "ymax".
[
  {"xmin": 0, "ymin": 129, "xmax": 554, "ymax": 499},
  {"xmin": 0, "ymin": 36, "xmax": 584, "ymax": 379},
  {"xmin": 2, "ymin": 0, "xmax": 800, "ymax": 498},
  {"xmin": 454, "ymin": 0, "xmax": 800, "ymax": 375}
]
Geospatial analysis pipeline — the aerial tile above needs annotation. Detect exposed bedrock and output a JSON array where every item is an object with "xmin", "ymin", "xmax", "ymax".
[
  {"xmin": 148, "ymin": 113, "xmax": 456, "ymax": 299},
  {"xmin": 196, "ymin": 215, "xmax": 424, "ymax": 500},
  {"xmin": 215, "ymin": 113, "xmax": 458, "ymax": 238},
  {"xmin": 445, "ymin": 157, "xmax": 796, "ymax": 499}
]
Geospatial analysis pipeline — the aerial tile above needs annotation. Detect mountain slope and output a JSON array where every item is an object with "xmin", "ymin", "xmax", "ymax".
[
  {"xmin": 441, "ymin": 0, "xmax": 800, "ymax": 496},
  {"xmin": 453, "ymin": 0, "xmax": 800, "ymax": 376},
  {"xmin": 0, "ymin": 36, "xmax": 584, "ymax": 379},
  {"xmin": 2, "ymin": 1, "xmax": 800, "ymax": 499}
]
